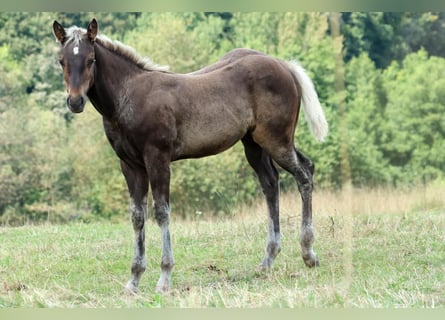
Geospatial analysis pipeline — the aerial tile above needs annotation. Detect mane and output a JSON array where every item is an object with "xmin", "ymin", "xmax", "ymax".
[{"xmin": 64, "ymin": 26, "xmax": 170, "ymax": 72}]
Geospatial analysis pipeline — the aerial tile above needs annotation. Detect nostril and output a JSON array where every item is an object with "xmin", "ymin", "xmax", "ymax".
[
  {"xmin": 66, "ymin": 95, "xmax": 86, "ymax": 113},
  {"xmin": 67, "ymin": 95, "xmax": 82, "ymax": 106}
]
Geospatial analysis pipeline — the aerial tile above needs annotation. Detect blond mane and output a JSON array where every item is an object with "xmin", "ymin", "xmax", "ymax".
[{"xmin": 64, "ymin": 26, "xmax": 169, "ymax": 72}]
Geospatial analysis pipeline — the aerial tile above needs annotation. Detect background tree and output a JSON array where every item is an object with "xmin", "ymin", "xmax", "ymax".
[
  {"xmin": 1, "ymin": 12, "xmax": 444, "ymax": 224},
  {"xmin": 381, "ymin": 50, "xmax": 445, "ymax": 185},
  {"xmin": 344, "ymin": 54, "xmax": 390, "ymax": 186},
  {"xmin": 124, "ymin": 12, "xmax": 230, "ymax": 73},
  {"xmin": 341, "ymin": 12, "xmax": 445, "ymax": 68}
]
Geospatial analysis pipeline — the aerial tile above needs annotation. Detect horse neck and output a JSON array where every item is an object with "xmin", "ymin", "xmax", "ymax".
[{"xmin": 88, "ymin": 43, "xmax": 142, "ymax": 119}]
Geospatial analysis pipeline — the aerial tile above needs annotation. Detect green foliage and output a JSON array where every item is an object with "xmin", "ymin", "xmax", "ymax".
[
  {"xmin": 230, "ymin": 12, "xmax": 281, "ymax": 54},
  {"xmin": 1, "ymin": 12, "xmax": 445, "ymax": 224},
  {"xmin": 341, "ymin": 12, "xmax": 401, "ymax": 68},
  {"xmin": 0, "ymin": 45, "xmax": 29, "ymax": 112},
  {"xmin": 124, "ymin": 13, "xmax": 231, "ymax": 73},
  {"xmin": 0, "ymin": 104, "xmax": 73, "ymax": 225},
  {"xmin": 344, "ymin": 54, "xmax": 390, "ymax": 186},
  {"xmin": 381, "ymin": 50, "xmax": 445, "ymax": 184},
  {"xmin": 64, "ymin": 107, "xmax": 128, "ymax": 221},
  {"xmin": 341, "ymin": 12, "xmax": 445, "ymax": 68},
  {"xmin": 170, "ymin": 144, "xmax": 258, "ymax": 217}
]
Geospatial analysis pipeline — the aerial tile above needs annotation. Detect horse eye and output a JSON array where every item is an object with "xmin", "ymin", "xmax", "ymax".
[
  {"xmin": 59, "ymin": 59, "xmax": 65, "ymax": 67},
  {"xmin": 87, "ymin": 59, "xmax": 96, "ymax": 67}
]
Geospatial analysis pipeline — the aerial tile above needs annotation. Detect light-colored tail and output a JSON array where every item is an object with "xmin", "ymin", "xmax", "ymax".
[{"xmin": 286, "ymin": 61, "xmax": 328, "ymax": 142}]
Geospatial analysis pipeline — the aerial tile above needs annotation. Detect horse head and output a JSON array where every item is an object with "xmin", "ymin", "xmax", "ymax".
[{"xmin": 53, "ymin": 19, "xmax": 98, "ymax": 113}]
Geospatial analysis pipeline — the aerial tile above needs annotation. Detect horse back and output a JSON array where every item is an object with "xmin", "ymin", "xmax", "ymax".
[{"xmin": 114, "ymin": 53, "xmax": 300, "ymax": 161}]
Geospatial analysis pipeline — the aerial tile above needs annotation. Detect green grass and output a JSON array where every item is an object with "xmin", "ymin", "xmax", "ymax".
[{"xmin": 1, "ymin": 187, "xmax": 444, "ymax": 307}]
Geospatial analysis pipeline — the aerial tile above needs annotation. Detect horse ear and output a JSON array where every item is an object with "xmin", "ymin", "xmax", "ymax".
[
  {"xmin": 87, "ymin": 18, "xmax": 98, "ymax": 42},
  {"xmin": 53, "ymin": 20, "xmax": 66, "ymax": 44}
]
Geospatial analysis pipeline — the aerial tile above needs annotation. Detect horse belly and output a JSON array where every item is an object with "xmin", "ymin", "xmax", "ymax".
[{"xmin": 174, "ymin": 108, "xmax": 251, "ymax": 159}]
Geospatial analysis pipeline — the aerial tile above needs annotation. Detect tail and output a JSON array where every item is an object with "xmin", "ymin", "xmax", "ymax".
[{"xmin": 286, "ymin": 61, "xmax": 328, "ymax": 142}]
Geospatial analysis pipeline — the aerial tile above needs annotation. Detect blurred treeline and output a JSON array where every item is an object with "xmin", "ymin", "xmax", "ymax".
[{"xmin": 1, "ymin": 12, "xmax": 444, "ymax": 225}]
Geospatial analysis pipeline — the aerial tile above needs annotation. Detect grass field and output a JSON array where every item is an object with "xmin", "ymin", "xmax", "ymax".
[{"xmin": 1, "ymin": 184, "xmax": 444, "ymax": 307}]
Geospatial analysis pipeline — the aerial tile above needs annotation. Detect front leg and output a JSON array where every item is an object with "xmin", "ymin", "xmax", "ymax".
[
  {"xmin": 153, "ymin": 200, "xmax": 174, "ymax": 293},
  {"xmin": 145, "ymin": 148, "xmax": 175, "ymax": 293},
  {"xmin": 121, "ymin": 161, "xmax": 149, "ymax": 294}
]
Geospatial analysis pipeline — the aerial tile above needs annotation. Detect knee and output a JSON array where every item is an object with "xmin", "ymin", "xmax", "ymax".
[
  {"xmin": 154, "ymin": 202, "xmax": 170, "ymax": 226},
  {"xmin": 130, "ymin": 203, "xmax": 145, "ymax": 230}
]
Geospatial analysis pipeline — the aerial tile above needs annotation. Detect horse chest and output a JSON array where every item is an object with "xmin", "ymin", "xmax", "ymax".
[{"xmin": 103, "ymin": 121, "xmax": 144, "ymax": 168}]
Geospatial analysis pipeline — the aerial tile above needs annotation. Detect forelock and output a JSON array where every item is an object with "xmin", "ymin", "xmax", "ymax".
[{"xmin": 64, "ymin": 26, "xmax": 87, "ymax": 46}]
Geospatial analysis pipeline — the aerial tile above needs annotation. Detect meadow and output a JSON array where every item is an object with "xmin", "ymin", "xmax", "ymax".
[{"xmin": 1, "ymin": 184, "xmax": 444, "ymax": 307}]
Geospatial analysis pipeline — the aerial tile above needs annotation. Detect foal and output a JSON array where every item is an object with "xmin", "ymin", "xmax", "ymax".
[{"xmin": 53, "ymin": 19, "xmax": 328, "ymax": 293}]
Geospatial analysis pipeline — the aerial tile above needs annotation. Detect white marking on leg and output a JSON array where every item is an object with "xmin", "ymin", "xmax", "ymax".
[
  {"xmin": 125, "ymin": 196, "xmax": 147, "ymax": 294},
  {"xmin": 261, "ymin": 216, "xmax": 281, "ymax": 268},
  {"xmin": 300, "ymin": 223, "xmax": 319, "ymax": 267},
  {"xmin": 156, "ymin": 222, "xmax": 174, "ymax": 293}
]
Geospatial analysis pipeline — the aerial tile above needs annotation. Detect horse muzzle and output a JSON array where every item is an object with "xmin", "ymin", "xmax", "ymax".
[{"xmin": 67, "ymin": 94, "xmax": 86, "ymax": 113}]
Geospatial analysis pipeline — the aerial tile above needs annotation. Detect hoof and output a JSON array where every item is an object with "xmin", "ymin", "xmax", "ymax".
[
  {"xmin": 155, "ymin": 284, "xmax": 169, "ymax": 294},
  {"xmin": 258, "ymin": 254, "xmax": 275, "ymax": 271},
  {"xmin": 155, "ymin": 276, "xmax": 170, "ymax": 294},
  {"xmin": 124, "ymin": 281, "xmax": 139, "ymax": 296},
  {"xmin": 257, "ymin": 263, "xmax": 271, "ymax": 273}
]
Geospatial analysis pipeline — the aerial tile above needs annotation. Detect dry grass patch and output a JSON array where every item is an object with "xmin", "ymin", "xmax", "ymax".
[{"xmin": 1, "ymin": 183, "xmax": 444, "ymax": 307}]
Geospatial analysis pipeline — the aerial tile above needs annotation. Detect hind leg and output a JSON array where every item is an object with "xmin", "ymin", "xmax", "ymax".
[
  {"xmin": 242, "ymin": 135, "xmax": 281, "ymax": 269},
  {"xmin": 272, "ymin": 146, "xmax": 319, "ymax": 268}
]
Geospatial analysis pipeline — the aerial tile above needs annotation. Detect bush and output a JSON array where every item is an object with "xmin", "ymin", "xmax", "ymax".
[{"xmin": 170, "ymin": 144, "xmax": 259, "ymax": 217}]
